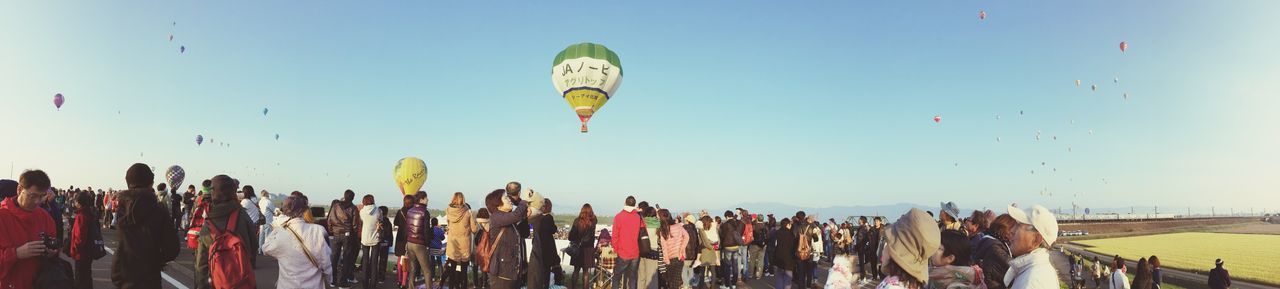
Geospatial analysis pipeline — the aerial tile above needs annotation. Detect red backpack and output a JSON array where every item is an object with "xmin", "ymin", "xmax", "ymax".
[{"xmin": 206, "ymin": 212, "xmax": 256, "ymax": 289}]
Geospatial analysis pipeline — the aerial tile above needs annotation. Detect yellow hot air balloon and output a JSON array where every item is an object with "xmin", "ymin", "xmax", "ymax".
[
  {"xmin": 552, "ymin": 43, "xmax": 624, "ymax": 133},
  {"xmin": 393, "ymin": 157, "xmax": 428, "ymax": 195}
]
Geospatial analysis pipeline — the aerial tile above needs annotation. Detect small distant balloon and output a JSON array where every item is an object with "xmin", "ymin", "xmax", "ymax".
[
  {"xmin": 53, "ymin": 93, "xmax": 64, "ymax": 110},
  {"xmin": 1114, "ymin": 77, "xmax": 1119, "ymax": 83},
  {"xmin": 1020, "ymin": 110, "xmax": 1024, "ymax": 116},
  {"xmin": 263, "ymin": 108, "xmax": 269, "ymax": 116},
  {"xmin": 1075, "ymin": 80, "xmax": 1081, "ymax": 87},
  {"xmin": 1123, "ymin": 92, "xmax": 1129, "ymax": 100},
  {"xmin": 1091, "ymin": 84, "xmax": 1097, "ymax": 91},
  {"xmin": 180, "ymin": 46, "xmax": 185, "ymax": 53},
  {"xmin": 168, "ymin": 34, "xmax": 173, "ymax": 42},
  {"xmin": 979, "ymin": 10, "xmax": 986, "ymax": 20},
  {"xmin": 195, "ymin": 135, "xmax": 203, "ymax": 145},
  {"xmin": 1119, "ymin": 41, "xmax": 1128, "ymax": 53},
  {"xmin": 274, "ymin": 133, "xmax": 279, "ymax": 140},
  {"xmin": 996, "ymin": 137, "xmax": 1002, "ymax": 142},
  {"xmin": 1088, "ymin": 129, "xmax": 1094, "ymax": 135},
  {"xmin": 995, "ymin": 114, "xmax": 1001, "ymax": 120},
  {"xmin": 933, "ymin": 115, "xmax": 942, "ymax": 123}
]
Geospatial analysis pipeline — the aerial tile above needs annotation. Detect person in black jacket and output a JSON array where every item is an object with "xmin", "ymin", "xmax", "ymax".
[
  {"xmin": 569, "ymin": 204, "xmax": 598, "ymax": 289},
  {"xmin": 772, "ymin": 218, "xmax": 797, "ymax": 289},
  {"xmin": 748, "ymin": 217, "xmax": 767, "ymax": 279},
  {"xmin": 486, "ymin": 189, "xmax": 530, "ymax": 289},
  {"xmin": 529, "ymin": 198, "xmax": 559, "ymax": 289},
  {"xmin": 111, "ymin": 163, "xmax": 180, "ymax": 289},
  {"xmin": 682, "ymin": 214, "xmax": 701, "ymax": 288},
  {"xmin": 718, "ymin": 211, "xmax": 744, "ymax": 288},
  {"xmin": 1208, "ymin": 259, "xmax": 1231, "ymax": 289},
  {"xmin": 327, "ymin": 190, "xmax": 359, "ymax": 287}
]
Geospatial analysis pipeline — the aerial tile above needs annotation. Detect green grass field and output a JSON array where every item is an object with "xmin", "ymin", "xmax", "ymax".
[{"xmin": 1074, "ymin": 232, "xmax": 1279, "ymax": 286}]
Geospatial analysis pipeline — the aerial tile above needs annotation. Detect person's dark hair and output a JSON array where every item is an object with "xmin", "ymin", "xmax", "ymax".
[
  {"xmin": 378, "ymin": 206, "xmax": 388, "ymax": 216},
  {"xmin": 882, "ymin": 259, "xmax": 926, "ymax": 289},
  {"xmin": 19, "ymin": 170, "xmax": 52, "ymax": 191},
  {"xmin": 542, "ymin": 198, "xmax": 553, "ymax": 214},
  {"xmin": 505, "ymin": 182, "xmax": 521, "ymax": 195},
  {"xmin": 241, "ymin": 185, "xmax": 255, "ymax": 200},
  {"xmin": 1113, "ymin": 255, "xmax": 1125, "ymax": 271},
  {"xmin": 476, "ymin": 208, "xmax": 490, "ymax": 219},
  {"xmin": 988, "ymin": 214, "xmax": 1018, "ymax": 242},
  {"xmin": 1149, "ymin": 255, "xmax": 1160, "ymax": 268},
  {"xmin": 1132, "ymin": 257, "xmax": 1152, "ymax": 289},
  {"xmin": 415, "ymin": 191, "xmax": 427, "ymax": 203},
  {"xmin": 779, "ymin": 218, "xmax": 791, "ymax": 229},
  {"xmin": 642, "ymin": 206, "xmax": 656, "ymax": 218},
  {"xmin": 701, "ymin": 215, "xmax": 714, "ymax": 230},
  {"xmin": 658, "ymin": 209, "xmax": 673, "ymax": 239},
  {"xmin": 940, "ymin": 230, "xmax": 972, "ymax": 266},
  {"xmin": 767, "ymin": 215, "xmax": 777, "ymax": 227},
  {"xmin": 874, "ymin": 216, "xmax": 883, "ymax": 222},
  {"xmin": 485, "ymin": 189, "xmax": 504, "ymax": 212},
  {"xmin": 402, "ymin": 195, "xmax": 415, "ymax": 211},
  {"xmin": 576, "ymin": 203, "xmax": 597, "ymax": 231},
  {"xmin": 969, "ymin": 210, "xmax": 990, "ymax": 232},
  {"xmin": 157, "ymin": 183, "xmax": 167, "ymax": 191},
  {"xmin": 859, "ymin": 216, "xmax": 868, "ymax": 222},
  {"xmin": 795, "ymin": 211, "xmax": 806, "ymax": 220},
  {"xmin": 624, "ymin": 195, "xmax": 636, "ymax": 207},
  {"xmin": 724, "ymin": 210, "xmax": 734, "ymax": 218},
  {"xmin": 201, "ymin": 179, "xmax": 212, "ymax": 188},
  {"xmin": 282, "ymin": 192, "xmax": 310, "ymax": 218},
  {"xmin": 638, "ymin": 201, "xmax": 649, "ymax": 210},
  {"xmin": 125, "ymin": 163, "xmax": 154, "ymax": 188},
  {"xmin": 75, "ymin": 190, "xmax": 95, "ymax": 214},
  {"xmin": 430, "ymin": 217, "xmax": 439, "ymax": 227},
  {"xmin": 188, "ymin": 185, "xmax": 195, "ymax": 190},
  {"xmin": 362, "ymin": 194, "xmax": 375, "ymax": 206},
  {"xmin": 209, "ymin": 175, "xmax": 239, "ymax": 203},
  {"xmin": 342, "ymin": 189, "xmax": 355, "ymax": 202}
]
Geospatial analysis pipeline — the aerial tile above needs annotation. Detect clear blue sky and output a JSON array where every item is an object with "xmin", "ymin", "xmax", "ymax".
[{"xmin": 3, "ymin": 1, "xmax": 1278, "ymax": 214}]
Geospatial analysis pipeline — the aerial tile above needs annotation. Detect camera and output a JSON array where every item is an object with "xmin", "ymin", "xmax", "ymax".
[{"xmin": 39, "ymin": 232, "xmax": 59, "ymax": 252}]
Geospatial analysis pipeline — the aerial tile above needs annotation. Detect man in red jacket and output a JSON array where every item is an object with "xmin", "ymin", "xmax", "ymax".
[
  {"xmin": 611, "ymin": 196, "xmax": 642, "ymax": 289},
  {"xmin": 0, "ymin": 170, "xmax": 59, "ymax": 289}
]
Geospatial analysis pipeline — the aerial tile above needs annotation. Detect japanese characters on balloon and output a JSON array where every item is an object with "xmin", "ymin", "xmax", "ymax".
[{"xmin": 552, "ymin": 43, "xmax": 624, "ymax": 133}]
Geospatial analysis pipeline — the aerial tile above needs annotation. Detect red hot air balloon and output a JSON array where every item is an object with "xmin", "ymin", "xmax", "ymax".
[
  {"xmin": 933, "ymin": 115, "xmax": 942, "ymax": 123},
  {"xmin": 53, "ymin": 93, "xmax": 64, "ymax": 110},
  {"xmin": 1119, "ymin": 41, "xmax": 1128, "ymax": 52}
]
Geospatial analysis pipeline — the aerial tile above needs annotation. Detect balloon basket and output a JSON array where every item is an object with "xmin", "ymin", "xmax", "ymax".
[{"xmin": 580, "ymin": 124, "xmax": 588, "ymax": 133}]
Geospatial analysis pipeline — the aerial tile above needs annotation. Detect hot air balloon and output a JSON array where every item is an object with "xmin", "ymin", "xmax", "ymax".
[
  {"xmin": 53, "ymin": 93, "xmax": 64, "ymax": 110},
  {"xmin": 551, "ymin": 43, "xmax": 624, "ymax": 133},
  {"xmin": 263, "ymin": 108, "xmax": 269, "ymax": 116},
  {"xmin": 933, "ymin": 115, "xmax": 942, "ymax": 123},
  {"xmin": 1119, "ymin": 41, "xmax": 1128, "ymax": 52},
  {"xmin": 1123, "ymin": 92, "xmax": 1129, "ymax": 100},
  {"xmin": 1114, "ymin": 77, "xmax": 1119, "ymax": 83},
  {"xmin": 1088, "ymin": 129, "xmax": 1094, "ymax": 135},
  {"xmin": 166, "ymin": 165, "xmax": 185, "ymax": 190},
  {"xmin": 1091, "ymin": 84, "xmax": 1097, "ymax": 91},
  {"xmin": 996, "ymin": 114, "xmax": 1001, "ymax": 120},
  {"xmin": 393, "ymin": 157, "xmax": 428, "ymax": 195},
  {"xmin": 180, "ymin": 46, "xmax": 185, "ymax": 53},
  {"xmin": 274, "ymin": 133, "xmax": 279, "ymax": 140},
  {"xmin": 1075, "ymin": 80, "xmax": 1081, "ymax": 87},
  {"xmin": 196, "ymin": 135, "xmax": 203, "ymax": 145},
  {"xmin": 169, "ymin": 34, "xmax": 173, "ymax": 42},
  {"xmin": 979, "ymin": 10, "xmax": 986, "ymax": 20}
]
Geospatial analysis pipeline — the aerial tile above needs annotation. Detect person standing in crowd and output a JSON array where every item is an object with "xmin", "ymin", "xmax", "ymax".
[
  {"xmin": 0, "ymin": 171, "xmax": 58, "ymax": 289},
  {"xmin": 927, "ymin": 230, "xmax": 982, "ymax": 289},
  {"xmin": 169, "ymin": 186, "xmax": 183, "ymax": 236},
  {"xmin": 69, "ymin": 189, "xmax": 103, "ymax": 289},
  {"xmin": 612, "ymin": 196, "xmax": 644, "ymax": 289},
  {"xmin": 1003, "ymin": 205, "xmax": 1059, "ymax": 289},
  {"xmin": 429, "ymin": 217, "xmax": 446, "ymax": 282},
  {"xmin": 772, "ymin": 218, "xmax": 797, "ymax": 289},
  {"xmin": 764, "ymin": 215, "xmax": 778, "ymax": 278},
  {"xmin": 239, "ymin": 185, "xmax": 264, "ymax": 268},
  {"xmin": 445, "ymin": 192, "xmax": 478, "ymax": 289},
  {"xmin": 182, "ymin": 185, "xmax": 196, "ymax": 229},
  {"xmin": 855, "ymin": 216, "xmax": 871, "ymax": 284},
  {"xmin": 328, "ymin": 189, "xmax": 359, "ymax": 287},
  {"xmin": 823, "ymin": 234, "xmax": 858, "ymax": 289},
  {"xmin": 718, "ymin": 210, "xmax": 744, "ymax": 289},
  {"xmin": 102, "ymin": 189, "xmax": 115, "ymax": 229},
  {"xmin": 376, "ymin": 206, "xmax": 393, "ymax": 284},
  {"xmin": 637, "ymin": 206, "xmax": 662, "ymax": 289},
  {"xmin": 529, "ymin": 198, "xmax": 559, "ymax": 289},
  {"xmin": 966, "ymin": 211, "xmax": 991, "ymax": 262},
  {"xmin": 112, "ymin": 163, "xmax": 181, "ymax": 289},
  {"xmin": 1130, "ymin": 258, "xmax": 1152, "ymax": 289},
  {"xmin": 41, "ymin": 186, "xmax": 66, "ymax": 248},
  {"xmin": 486, "ymin": 188, "xmax": 531, "ymax": 289},
  {"xmin": 1148, "ymin": 255, "xmax": 1162, "ymax": 289},
  {"xmin": 682, "ymin": 213, "xmax": 702, "ymax": 289},
  {"xmin": 357, "ymin": 194, "xmax": 382, "ymax": 287},
  {"xmin": 748, "ymin": 215, "xmax": 767, "ymax": 280},
  {"xmin": 940, "ymin": 202, "xmax": 963, "ymax": 232},
  {"xmin": 874, "ymin": 208, "xmax": 940, "ymax": 289},
  {"xmin": 1091, "ymin": 256, "xmax": 1103, "ymax": 289},
  {"xmin": 1207, "ymin": 259, "xmax": 1230, "ymax": 289},
  {"xmin": 264, "ymin": 191, "xmax": 333, "ymax": 288},
  {"xmin": 393, "ymin": 194, "xmax": 414, "ymax": 286},
  {"xmin": 738, "ymin": 210, "xmax": 754, "ymax": 280},
  {"xmin": 977, "ymin": 214, "xmax": 1017, "ymax": 289},
  {"xmin": 186, "ymin": 180, "xmax": 213, "ymax": 251},
  {"xmin": 405, "ymin": 191, "xmax": 434, "ymax": 289},
  {"xmin": 193, "ymin": 175, "xmax": 256, "ymax": 289},
  {"xmin": 793, "ymin": 212, "xmax": 815, "ymax": 289},
  {"xmin": 569, "ymin": 203, "xmax": 598, "ymax": 289},
  {"xmin": 1111, "ymin": 256, "xmax": 1130, "ymax": 289},
  {"xmin": 808, "ymin": 217, "xmax": 824, "ymax": 288},
  {"xmin": 473, "ymin": 208, "xmax": 492, "ymax": 289},
  {"xmin": 698, "ymin": 214, "xmax": 722, "ymax": 289},
  {"xmin": 658, "ymin": 209, "xmax": 688, "ymax": 289},
  {"xmin": 258, "ymin": 190, "xmax": 276, "ymax": 255}
]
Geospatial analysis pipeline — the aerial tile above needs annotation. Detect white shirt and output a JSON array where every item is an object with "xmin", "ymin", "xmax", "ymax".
[
  {"xmin": 359, "ymin": 205, "xmax": 382, "ymax": 246},
  {"xmin": 264, "ymin": 217, "xmax": 333, "ymax": 289},
  {"xmin": 258, "ymin": 197, "xmax": 276, "ymax": 224},
  {"xmin": 1111, "ymin": 269, "xmax": 1130, "ymax": 289},
  {"xmin": 1004, "ymin": 248, "xmax": 1060, "ymax": 289},
  {"xmin": 240, "ymin": 198, "xmax": 262, "ymax": 224}
]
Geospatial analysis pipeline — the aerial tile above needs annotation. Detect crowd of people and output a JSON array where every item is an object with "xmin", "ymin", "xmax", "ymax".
[{"xmin": 0, "ymin": 166, "xmax": 1240, "ymax": 289}]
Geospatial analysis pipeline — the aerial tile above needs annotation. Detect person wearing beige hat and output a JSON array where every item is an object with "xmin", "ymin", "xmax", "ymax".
[
  {"xmin": 1003, "ymin": 205, "xmax": 1060, "ymax": 289},
  {"xmin": 873, "ymin": 208, "xmax": 940, "ymax": 289}
]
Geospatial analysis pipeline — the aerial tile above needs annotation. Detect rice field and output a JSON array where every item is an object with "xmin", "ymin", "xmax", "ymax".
[{"xmin": 1073, "ymin": 232, "xmax": 1280, "ymax": 286}]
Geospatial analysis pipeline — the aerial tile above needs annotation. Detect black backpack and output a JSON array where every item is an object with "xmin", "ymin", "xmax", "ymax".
[{"xmin": 35, "ymin": 257, "xmax": 74, "ymax": 289}]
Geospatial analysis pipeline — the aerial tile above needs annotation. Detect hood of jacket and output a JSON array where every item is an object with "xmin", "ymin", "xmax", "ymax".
[
  {"xmin": 447, "ymin": 205, "xmax": 471, "ymax": 224},
  {"xmin": 206, "ymin": 200, "xmax": 242, "ymax": 220}
]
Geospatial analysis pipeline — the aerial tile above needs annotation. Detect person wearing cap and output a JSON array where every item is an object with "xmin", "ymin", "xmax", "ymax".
[
  {"xmin": 681, "ymin": 212, "xmax": 702, "ymax": 288},
  {"xmin": 1003, "ymin": 205, "xmax": 1060, "ymax": 289},
  {"xmin": 941, "ymin": 202, "xmax": 963, "ymax": 232},
  {"xmin": 874, "ymin": 208, "xmax": 940, "ymax": 289},
  {"xmin": 1207, "ymin": 259, "xmax": 1231, "ymax": 289}
]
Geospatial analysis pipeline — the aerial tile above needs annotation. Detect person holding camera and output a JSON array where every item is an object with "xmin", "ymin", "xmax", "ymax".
[{"xmin": 0, "ymin": 170, "xmax": 59, "ymax": 289}]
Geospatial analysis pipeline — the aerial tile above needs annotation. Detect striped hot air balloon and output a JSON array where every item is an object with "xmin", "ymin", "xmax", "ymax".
[{"xmin": 551, "ymin": 43, "xmax": 624, "ymax": 133}]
